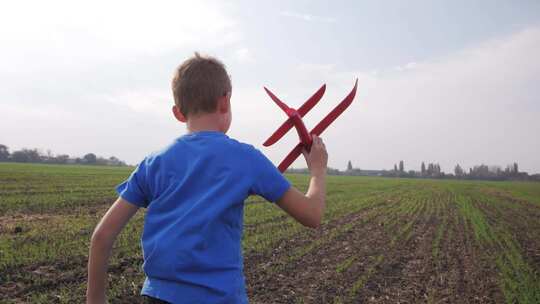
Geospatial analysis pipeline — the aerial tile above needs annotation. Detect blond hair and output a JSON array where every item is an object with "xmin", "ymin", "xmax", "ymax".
[{"xmin": 171, "ymin": 52, "xmax": 232, "ymax": 117}]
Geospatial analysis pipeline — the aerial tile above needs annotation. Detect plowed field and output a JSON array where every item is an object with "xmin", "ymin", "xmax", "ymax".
[{"xmin": 1, "ymin": 163, "xmax": 539, "ymax": 303}]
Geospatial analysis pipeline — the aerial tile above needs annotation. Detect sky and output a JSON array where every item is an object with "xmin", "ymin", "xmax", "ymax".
[{"xmin": 1, "ymin": 0, "xmax": 539, "ymax": 173}]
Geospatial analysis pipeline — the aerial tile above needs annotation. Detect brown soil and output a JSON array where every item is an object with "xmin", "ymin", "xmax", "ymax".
[
  {"xmin": 1, "ymin": 256, "xmax": 143, "ymax": 298},
  {"xmin": 245, "ymin": 200, "xmax": 392, "ymax": 303},
  {"xmin": 245, "ymin": 198, "xmax": 506, "ymax": 304}
]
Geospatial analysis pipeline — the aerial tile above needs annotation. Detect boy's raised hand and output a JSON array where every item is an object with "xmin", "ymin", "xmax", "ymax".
[
  {"xmin": 302, "ymin": 135, "xmax": 328, "ymax": 176},
  {"xmin": 277, "ymin": 135, "xmax": 327, "ymax": 229}
]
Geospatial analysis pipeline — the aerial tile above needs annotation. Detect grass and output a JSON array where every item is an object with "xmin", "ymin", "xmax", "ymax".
[
  {"xmin": 335, "ymin": 256, "xmax": 356, "ymax": 274},
  {"xmin": 1, "ymin": 163, "xmax": 539, "ymax": 303},
  {"xmin": 451, "ymin": 187, "xmax": 540, "ymax": 303}
]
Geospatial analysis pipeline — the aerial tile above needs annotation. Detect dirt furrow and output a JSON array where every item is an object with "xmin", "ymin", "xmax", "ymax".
[
  {"xmin": 434, "ymin": 200, "xmax": 503, "ymax": 303},
  {"xmin": 347, "ymin": 198, "xmax": 436, "ymax": 303},
  {"xmin": 246, "ymin": 199, "xmax": 395, "ymax": 303}
]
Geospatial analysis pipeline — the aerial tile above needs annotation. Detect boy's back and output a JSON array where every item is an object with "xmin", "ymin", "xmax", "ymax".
[
  {"xmin": 117, "ymin": 131, "xmax": 289, "ymax": 303},
  {"xmin": 86, "ymin": 53, "xmax": 327, "ymax": 304}
]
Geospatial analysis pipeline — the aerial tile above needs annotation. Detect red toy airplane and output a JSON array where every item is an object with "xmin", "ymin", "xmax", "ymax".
[{"xmin": 263, "ymin": 79, "xmax": 358, "ymax": 172}]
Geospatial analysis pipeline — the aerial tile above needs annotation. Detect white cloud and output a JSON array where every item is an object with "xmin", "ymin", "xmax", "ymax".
[
  {"xmin": 103, "ymin": 89, "xmax": 171, "ymax": 117},
  {"xmin": 234, "ymin": 48, "xmax": 254, "ymax": 63},
  {"xmin": 0, "ymin": 0, "xmax": 240, "ymax": 70},
  {"xmin": 394, "ymin": 61, "xmax": 418, "ymax": 71},
  {"xmin": 330, "ymin": 27, "xmax": 540, "ymax": 172},
  {"xmin": 296, "ymin": 63, "xmax": 336, "ymax": 73},
  {"xmin": 280, "ymin": 11, "xmax": 336, "ymax": 23}
]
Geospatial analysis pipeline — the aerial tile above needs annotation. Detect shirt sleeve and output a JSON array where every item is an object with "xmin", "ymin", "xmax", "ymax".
[
  {"xmin": 250, "ymin": 149, "xmax": 291, "ymax": 202},
  {"xmin": 116, "ymin": 159, "xmax": 150, "ymax": 208}
]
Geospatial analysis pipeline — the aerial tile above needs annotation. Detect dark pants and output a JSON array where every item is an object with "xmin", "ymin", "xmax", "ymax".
[{"xmin": 143, "ymin": 295, "xmax": 171, "ymax": 304}]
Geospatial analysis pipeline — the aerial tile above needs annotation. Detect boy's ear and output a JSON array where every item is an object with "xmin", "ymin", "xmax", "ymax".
[
  {"xmin": 172, "ymin": 105, "xmax": 187, "ymax": 123},
  {"xmin": 217, "ymin": 92, "xmax": 231, "ymax": 114}
]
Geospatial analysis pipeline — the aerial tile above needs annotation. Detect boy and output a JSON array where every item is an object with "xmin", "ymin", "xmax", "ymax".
[{"xmin": 86, "ymin": 53, "xmax": 328, "ymax": 304}]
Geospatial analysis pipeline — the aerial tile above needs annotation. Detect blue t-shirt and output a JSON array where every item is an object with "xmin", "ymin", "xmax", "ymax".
[{"xmin": 116, "ymin": 131, "xmax": 291, "ymax": 304}]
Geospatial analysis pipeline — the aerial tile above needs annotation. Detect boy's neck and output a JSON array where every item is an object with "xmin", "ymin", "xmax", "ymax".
[{"xmin": 186, "ymin": 112, "xmax": 225, "ymax": 134}]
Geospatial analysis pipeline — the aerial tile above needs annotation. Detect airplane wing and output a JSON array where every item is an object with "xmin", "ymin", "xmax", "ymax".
[
  {"xmin": 298, "ymin": 84, "xmax": 326, "ymax": 116},
  {"xmin": 263, "ymin": 87, "xmax": 291, "ymax": 114},
  {"xmin": 310, "ymin": 79, "xmax": 357, "ymax": 136},
  {"xmin": 263, "ymin": 84, "xmax": 326, "ymax": 147}
]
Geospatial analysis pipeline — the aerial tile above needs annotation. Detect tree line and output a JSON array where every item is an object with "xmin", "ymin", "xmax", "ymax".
[
  {"xmin": 357, "ymin": 160, "xmax": 537, "ymax": 181},
  {"xmin": 289, "ymin": 160, "xmax": 539, "ymax": 182},
  {"xmin": 381, "ymin": 160, "xmax": 533, "ymax": 181},
  {"xmin": 0, "ymin": 144, "xmax": 127, "ymax": 166}
]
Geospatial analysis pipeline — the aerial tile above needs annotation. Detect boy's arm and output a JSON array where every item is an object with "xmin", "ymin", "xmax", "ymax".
[
  {"xmin": 86, "ymin": 197, "xmax": 139, "ymax": 304},
  {"xmin": 277, "ymin": 135, "xmax": 327, "ymax": 228}
]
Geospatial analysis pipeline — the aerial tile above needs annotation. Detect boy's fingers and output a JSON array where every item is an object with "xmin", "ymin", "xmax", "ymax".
[
  {"xmin": 312, "ymin": 136, "xmax": 320, "ymax": 146},
  {"xmin": 316, "ymin": 137, "xmax": 324, "ymax": 148},
  {"xmin": 309, "ymin": 135, "xmax": 327, "ymax": 152}
]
